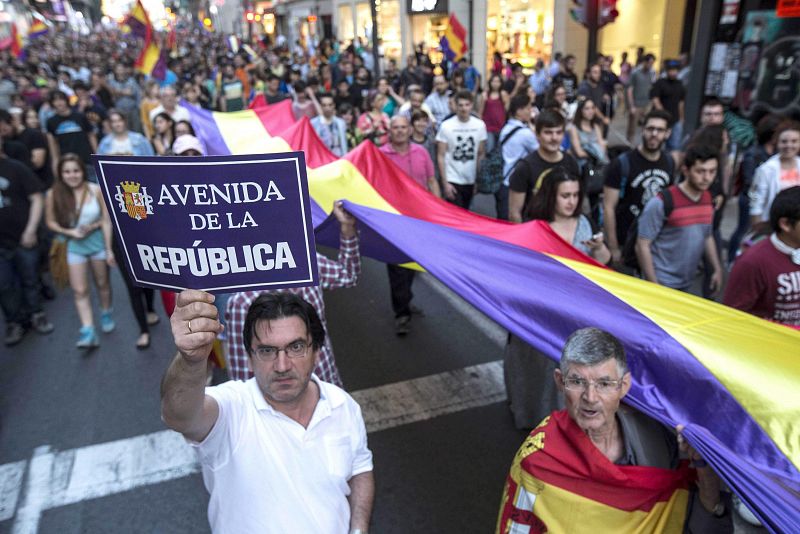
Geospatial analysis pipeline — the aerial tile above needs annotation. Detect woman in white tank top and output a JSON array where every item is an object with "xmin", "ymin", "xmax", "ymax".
[{"xmin": 45, "ymin": 154, "xmax": 115, "ymax": 349}]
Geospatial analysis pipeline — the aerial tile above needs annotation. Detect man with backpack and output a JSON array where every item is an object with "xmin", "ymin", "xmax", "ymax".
[
  {"xmin": 635, "ymin": 144, "xmax": 723, "ymax": 293},
  {"xmin": 508, "ymin": 109, "xmax": 579, "ymax": 223},
  {"xmin": 603, "ymin": 109, "xmax": 675, "ymax": 267},
  {"xmin": 494, "ymin": 94, "xmax": 538, "ymax": 220}
]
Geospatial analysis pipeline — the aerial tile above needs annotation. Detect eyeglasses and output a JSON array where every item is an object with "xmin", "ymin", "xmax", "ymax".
[
  {"xmin": 562, "ymin": 376, "xmax": 624, "ymax": 395},
  {"xmin": 643, "ymin": 126, "xmax": 668, "ymax": 134},
  {"xmin": 252, "ymin": 340, "xmax": 310, "ymax": 361}
]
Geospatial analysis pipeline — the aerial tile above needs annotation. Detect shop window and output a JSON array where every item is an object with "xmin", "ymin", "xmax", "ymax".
[
  {"xmin": 487, "ymin": 0, "xmax": 554, "ymax": 72},
  {"xmin": 378, "ymin": 0, "xmax": 402, "ymax": 63},
  {"xmin": 410, "ymin": 13, "xmax": 447, "ymax": 65},
  {"xmin": 338, "ymin": 5, "xmax": 354, "ymax": 42}
]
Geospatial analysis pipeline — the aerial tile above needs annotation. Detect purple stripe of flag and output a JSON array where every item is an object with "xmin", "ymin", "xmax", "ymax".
[
  {"xmin": 334, "ymin": 201, "xmax": 799, "ymax": 533},
  {"xmin": 182, "ymin": 103, "xmax": 231, "ymax": 156}
]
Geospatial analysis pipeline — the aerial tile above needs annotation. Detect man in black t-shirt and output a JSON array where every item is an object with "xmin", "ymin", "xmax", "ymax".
[
  {"xmin": 552, "ymin": 55, "xmax": 579, "ymax": 103},
  {"xmin": 508, "ymin": 109, "xmax": 580, "ymax": 222},
  {"xmin": 650, "ymin": 60, "xmax": 686, "ymax": 153},
  {"xmin": 45, "ymin": 90, "xmax": 97, "ymax": 176},
  {"xmin": 0, "ymin": 109, "xmax": 35, "ymax": 173},
  {"xmin": 603, "ymin": 109, "xmax": 675, "ymax": 266},
  {"xmin": 0, "ymin": 141, "xmax": 53, "ymax": 346}
]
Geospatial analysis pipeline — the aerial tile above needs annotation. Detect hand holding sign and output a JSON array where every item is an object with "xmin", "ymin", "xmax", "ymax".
[{"xmin": 171, "ymin": 290, "xmax": 224, "ymax": 363}]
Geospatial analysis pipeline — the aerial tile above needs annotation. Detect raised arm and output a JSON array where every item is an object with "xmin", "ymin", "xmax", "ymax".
[
  {"xmin": 319, "ymin": 201, "xmax": 361, "ymax": 290},
  {"xmin": 161, "ymin": 290, "xmax": 224, "ymax": 442}
]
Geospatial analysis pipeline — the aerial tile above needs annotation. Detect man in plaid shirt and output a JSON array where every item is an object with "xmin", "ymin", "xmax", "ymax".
[{"xmin": 225, "ymin": 203, "xmax": 360, "ymax": 387}]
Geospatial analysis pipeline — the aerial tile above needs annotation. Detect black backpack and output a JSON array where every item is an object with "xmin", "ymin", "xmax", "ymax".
[
  {"xmin": 622, "ymin": 186, "xmax": 674, "ymax": 270},
  {"xmin": 476, "ymin": 125, "xmax": 524, "ymax": 194}
]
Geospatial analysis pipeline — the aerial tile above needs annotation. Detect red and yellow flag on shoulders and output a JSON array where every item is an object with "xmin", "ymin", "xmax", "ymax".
[{"xmin": 496, "ymin": 411, "xmax": 692, "ymax": 534}]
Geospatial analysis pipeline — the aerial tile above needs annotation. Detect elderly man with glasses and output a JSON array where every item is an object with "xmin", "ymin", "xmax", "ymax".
[
  {"xmin": 162, "ymin": 290, "xmax": 374, "ymax": 534},
  {"xmin": 497, "ymin": 327, "xmax": 732, "ymax": 534}
]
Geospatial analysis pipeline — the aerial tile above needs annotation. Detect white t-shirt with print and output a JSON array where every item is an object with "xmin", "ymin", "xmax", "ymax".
[{"xmin": 435, "ymin": 115, "xmax": 487, "ymax": 185}]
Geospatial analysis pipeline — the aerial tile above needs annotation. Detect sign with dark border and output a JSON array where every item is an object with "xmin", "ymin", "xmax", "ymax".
[
  {"xmin": 93, "ymin": 152, "xmax": 318, "ymax": 294},
  {"xmin": 407, "ymin": 0, "xmax": 448, "ymax": 15}
]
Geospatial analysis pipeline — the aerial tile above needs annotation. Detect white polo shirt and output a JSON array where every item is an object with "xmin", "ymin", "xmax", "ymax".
[{"xmin": 190, "ymin": 375, "xmax": 373, "ymax": 534}]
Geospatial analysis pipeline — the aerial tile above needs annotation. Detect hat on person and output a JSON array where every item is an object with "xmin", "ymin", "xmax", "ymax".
[
  {"xmin": 665, "ymin": 59, "xmax": 681, "ymax": 70},
  {"xmin": 172, "ymin": 134, "xmax": 205, "ymax": 156}
]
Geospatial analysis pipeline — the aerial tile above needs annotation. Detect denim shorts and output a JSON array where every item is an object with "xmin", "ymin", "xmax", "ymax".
[{"xmin": 67, "ymin": 249, "xmax": 107, "ymax": 265}]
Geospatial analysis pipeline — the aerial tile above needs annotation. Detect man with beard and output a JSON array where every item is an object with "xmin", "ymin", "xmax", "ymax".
[{"xmin": 603, "ymin": 110, "xmax": 675, "ymax": 267}]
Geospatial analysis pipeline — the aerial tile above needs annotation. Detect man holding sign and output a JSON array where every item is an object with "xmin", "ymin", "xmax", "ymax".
[{"xmin": 161, "ymin": 289, "xmax": 374, "ymax": 533}]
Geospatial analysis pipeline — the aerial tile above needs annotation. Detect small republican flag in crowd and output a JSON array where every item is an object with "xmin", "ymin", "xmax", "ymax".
[
  {"xmin": 440, "ymin": 13, "xmax": 468, "ymax": 62},
  {"xmin": 9, "ymin": 24, "xmax": 25, "ymax": 60},
  {"xmin": 125, "ymin": 0, "xmax": 152, "ymax": 39},
  {"xmin": 28, "ymin": 20, "xmax": 49, "ymax": 39},
  {"xmin": 135, "ymin": 31, "xmax": 167, "ymax": 81}
]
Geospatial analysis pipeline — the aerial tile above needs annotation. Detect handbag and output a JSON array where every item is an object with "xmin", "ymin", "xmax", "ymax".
[
  {"xmin": 49, "ymin": 186, "xmax": 90, "ymax": 289},
  {"xmin": 49, "ymin": 236, "xmax": 69, "ymax": 289}
]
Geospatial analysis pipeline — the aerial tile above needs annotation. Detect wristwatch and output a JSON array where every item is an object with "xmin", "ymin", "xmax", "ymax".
[{"xmin": 711, "ymin": 501, "xmax": 726, "ymax": 518}]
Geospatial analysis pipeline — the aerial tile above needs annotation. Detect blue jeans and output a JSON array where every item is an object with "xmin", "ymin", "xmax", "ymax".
[
  {"xmin": 0, "ymin": 245, "xmax": 43, "ymax": 325},
  {"xmin": 728, "ymin": 193, "xmax": 751, "ymax": 262},
  {"xmin": 666, "ymin": 121, "xmax": 683, "ymax": 151}
]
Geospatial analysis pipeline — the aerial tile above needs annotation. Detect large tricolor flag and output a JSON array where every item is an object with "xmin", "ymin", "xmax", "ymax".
[
  {"xmin": 440, "ymin": 13, "xmax": 468, "ymax": 62},
  {"xmin": 184, "ymin": 100, "xmax": 800, "ymax": 533}
]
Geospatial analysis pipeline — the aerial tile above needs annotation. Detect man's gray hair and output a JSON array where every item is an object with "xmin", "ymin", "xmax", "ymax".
[
  {"xmin": 559, "ymin": 327, "xmax": 628, "ymax": 377},
  {"xmin": 389, "ymin": 114, "xmax": 410, "ymax": 126}
]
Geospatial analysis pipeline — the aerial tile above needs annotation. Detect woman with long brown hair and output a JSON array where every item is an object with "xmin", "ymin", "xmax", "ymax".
[{"xmin": 45, "ymin": 154, "xmax": 115, "ymax": 349}]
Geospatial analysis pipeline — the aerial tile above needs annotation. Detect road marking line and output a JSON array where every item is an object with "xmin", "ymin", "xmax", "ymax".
[
  {"xmin": 11, "ymin": 446, "xmax": 53, "ymax": 534},
  {"xmin": 3, "ymin": 360, "xmax": 507, "ymax": 529},
  {"xmin": 0, "ymin": 461, "xmax": 26, "ymax": 522},
  {"xmin": 354, "ymin": 361, "xmax": 506, "ymax": 433}
]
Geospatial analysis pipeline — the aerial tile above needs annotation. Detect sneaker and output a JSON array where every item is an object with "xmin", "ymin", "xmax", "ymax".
[
  {"xmin": 394, "ymin": 315, "xmax": 411, "ymax": 336},
  {"xmin": 76, "ymin": 326, "xmax": 99, "ymax": 349},
  {"xmin": 30, "ymin": 312, "xmax": 54, "ymax": 334},
  {"xmin": 4, "ymin": 323, "xmax": 26, "ymax": 346},
  {"xmin": 99, "ymin": 309, "xmax": 115, "ymax": 333}
]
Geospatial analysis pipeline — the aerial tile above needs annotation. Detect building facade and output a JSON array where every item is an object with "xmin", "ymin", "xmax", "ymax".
[{"xmin": 330, "ymin": 0, "xmax": 690, "ymax": 78}]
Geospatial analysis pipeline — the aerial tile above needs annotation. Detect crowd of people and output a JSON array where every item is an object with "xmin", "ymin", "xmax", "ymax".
[{"xmin": 1, "ymin": 21, "xmax": 798, "ymax": 532}]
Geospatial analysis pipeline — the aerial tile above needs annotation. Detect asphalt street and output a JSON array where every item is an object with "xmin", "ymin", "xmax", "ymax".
[{"xmin": 0, "ymin": 232, "xmax": 529, "ymax": 533}]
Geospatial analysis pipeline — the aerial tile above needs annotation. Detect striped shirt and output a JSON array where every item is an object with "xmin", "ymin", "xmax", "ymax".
[
  {"xmin": 225, "ymin": 235, "xmax": 361, "ymax": 387},
  {"xmin": 638, "ymin": 185, "xmax": 713, "ymax": 291}
]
